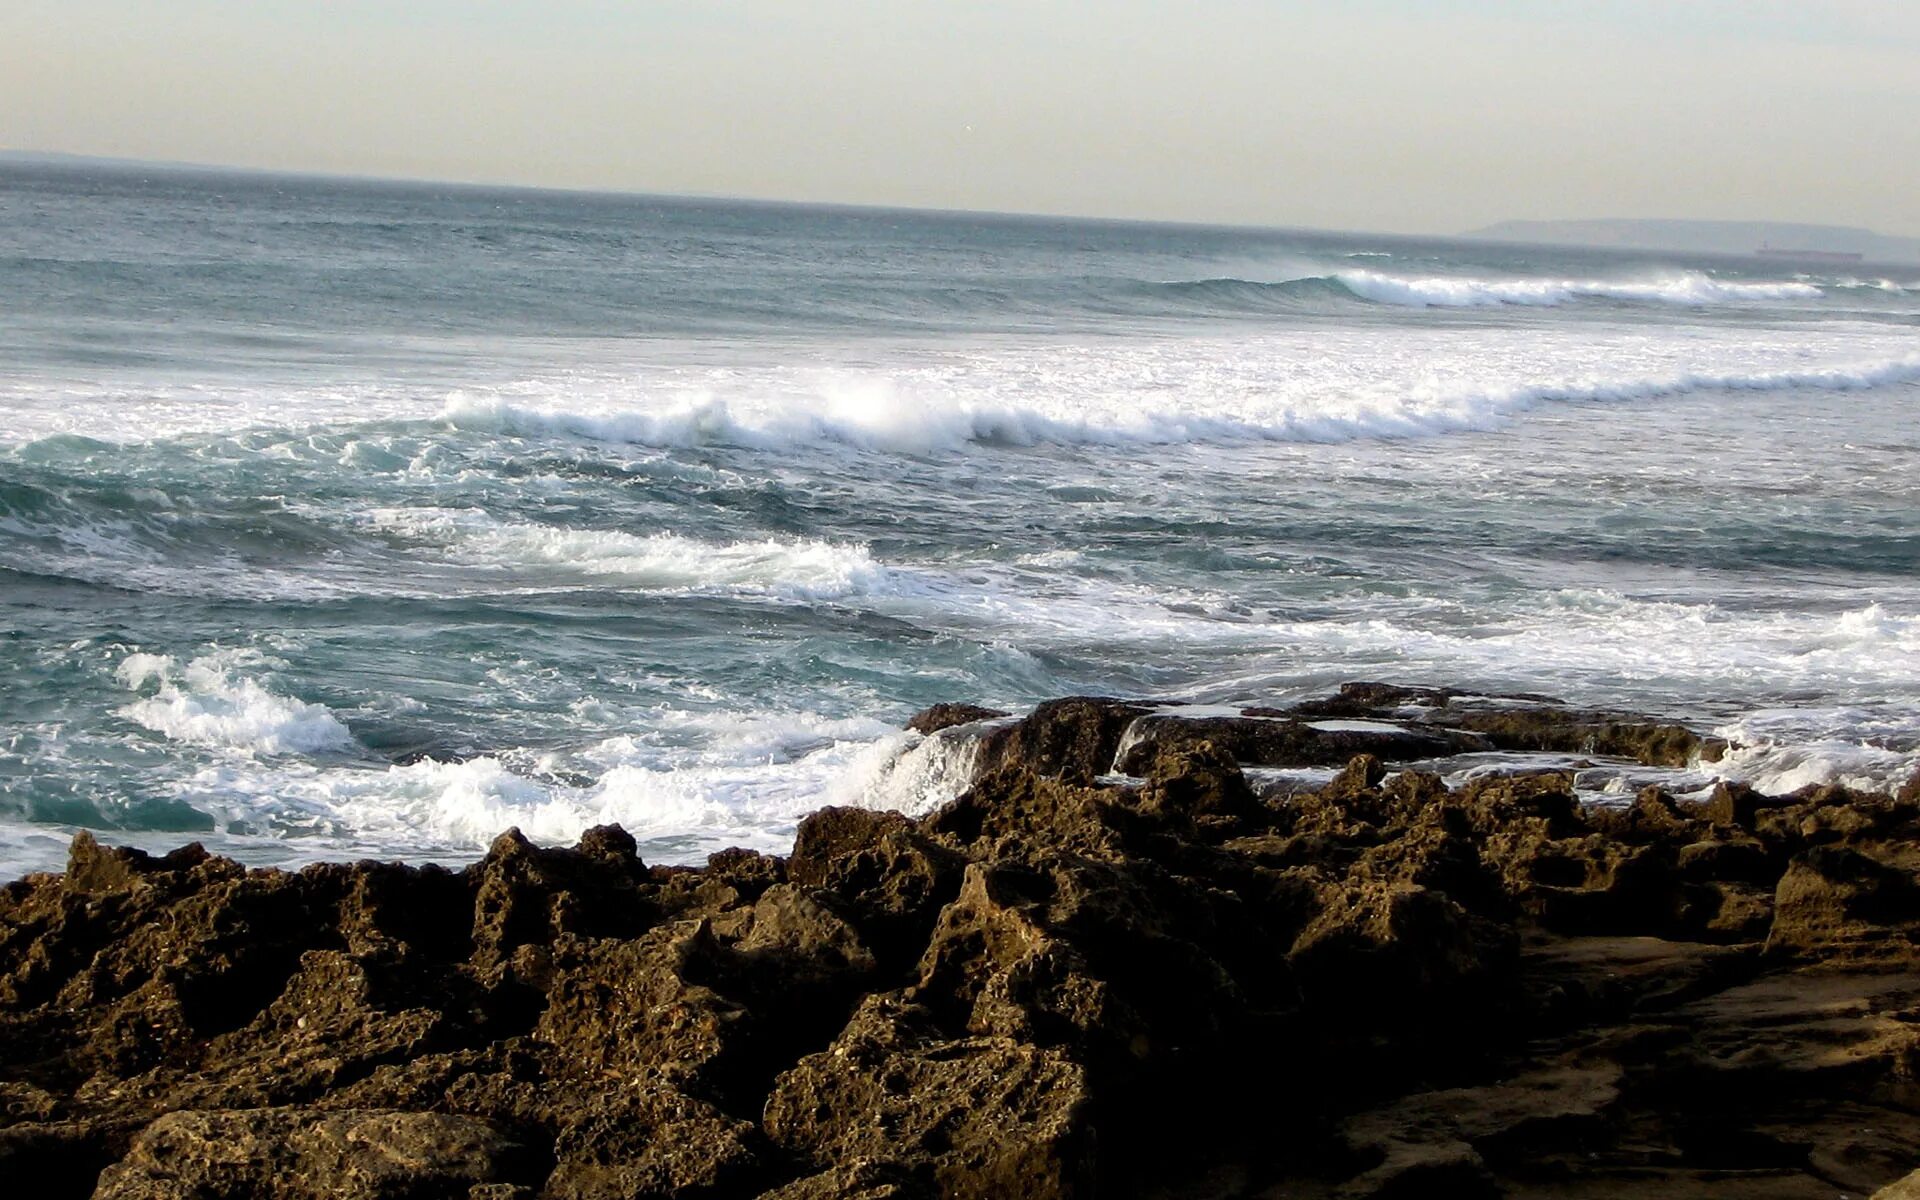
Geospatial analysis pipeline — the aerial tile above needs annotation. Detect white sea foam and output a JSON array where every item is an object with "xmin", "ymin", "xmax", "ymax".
[
  {"xmin": 433, "ymin": 345, "xmax": 1920, "ymax": 456},
  {"xmin": 128, "ymin": 709, "xmax": 910, "ymax": 863},
  {"xmin": 362, "ymin": 507, "xmax": 888, "ymax": 599},
  {"xmin": 1332, "ymin": 270, "xmax": 1822, "ymax": 308},
  {"xmin": 6, "ymin": 321, "xmax": 1917, "ymax": 457},
  {"xmin": 827, "ymin": 725, "xmax": 1003, "ymax": 815},
  {"xmin": 117, "ymin": 651, "xmax": 356, "ymax": 756},
  {"xmin": 1212, "ymin": 598, "xmax": 1920, "ymax": 706}
]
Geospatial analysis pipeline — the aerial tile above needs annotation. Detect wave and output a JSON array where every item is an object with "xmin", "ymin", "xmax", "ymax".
[
  {"xmin": 440, "ymin": 352, "xmax": 1920, "ymax": 454},
  {"xmin": 117, "ymin": 651, "xmax": 357, "ymax": 756},
  {"xmin": 1328, "ymin": 269, "xmax": 1823, "ymax": 308},
  {"xmin": 1141, "ymin": 269, "xmax": 1826, "ymax": 311},
  {"xmin": 92, "ymin": 708, "xmax": 908, "ymax": 862},
  {"xmin": 367, "ymin": 508, "xmax": 888, "ymax": 599}
]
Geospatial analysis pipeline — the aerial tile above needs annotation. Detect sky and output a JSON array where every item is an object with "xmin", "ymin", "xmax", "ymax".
[{"xmin": 5, "ymin": 0, "xmax": 1918, "ymax": 236}]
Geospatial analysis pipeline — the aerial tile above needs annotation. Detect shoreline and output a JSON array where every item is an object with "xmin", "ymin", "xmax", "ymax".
[{"xmin": 5, "ymin": 683, "xmax": 1920, "ymax": 1198}]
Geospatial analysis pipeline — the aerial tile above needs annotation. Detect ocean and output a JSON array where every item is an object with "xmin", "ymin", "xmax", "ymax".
[{"xmin": 2, "ymin": 160, "xmax": 1916, "ymax": 878}]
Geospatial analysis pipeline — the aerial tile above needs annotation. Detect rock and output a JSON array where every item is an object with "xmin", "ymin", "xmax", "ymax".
[
  {"xmin": 763, "ymin": 995, "xmax": 1093, "ymax": 1200},
  {"xmin": 91, "ymin": 1108, "xmax": 526, "ymax": 1199},
  {"xmin": 788, "ymin": 807, "xmax": 964, "ymax": 965},
  {"xmin": 1282, "ymin": 681, "xmax": 1464, "ymax": 718},
  {"xmin": 534, "ymin": 920, "xmax": 751, "ymax": 1097},
  {"xmin": 0, "ymin": 1120, "xmax": 116, "ymax": 1198},
  {"xmin": 1438, "ymin": 707, "xmax": 1724, "ymax": 768},
  {"xmin": 1288, "ymin": 879, "xmax": 1512, "ymax": 1024},
  {"xmin": 467, "ymin": 826, "xmax": 654, "ymax": 966},
  {"xmin": 1113, "ymin": 710, "xmax": 1476, "ymax": 775},
  {"xmin": 543, "ymin": 1084, "xmax": 762, "ymax": 1200},
  {"xmin": 5, "ymin": 685, "xmax": 1920, "ymax": 1198},
  {"xmin": 1768, "ymin": 845, "xmax": 1920, "ymax": 958},
  {"xmin": 973, "ymin": 696, "xmax": 1152, "ymax": 784},
  {"xmin": 756, "ymin": 1160, "xmax": 929, "ymax": 1199},
  {"xmin": 904, "ymin": 703, "xmax": 1009, "ymax": 735}
]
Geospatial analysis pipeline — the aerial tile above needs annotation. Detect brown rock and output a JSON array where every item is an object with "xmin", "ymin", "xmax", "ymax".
[
  {"xmin": 91, "ymin": 1108, "xmax": 525, "ymax": 1199},
  {"xmin": 534, "ymin": 920, "xmax": 749, "ymax": 1095},
  {"xmin": 904, "ymin": 703, "xmax": 1009, "ymax": 735},
  {"xmin": 543, "ymin": 1083, "xmax": 762, "ymax": 1200},
  {"xmin": 764, "ymin": 995, "xmax": 1093, "ymax": 1200},
  {"xmin": 1768, "ymin": 845, "xmax": 1920, "ymax": 957},
  {"xmin": 788, "ymin": 808, "xmax": 964, "ymax": 964},
  {"xmin": 973, "ymin": 696, "xmax": 1152, "ymax": 784}
]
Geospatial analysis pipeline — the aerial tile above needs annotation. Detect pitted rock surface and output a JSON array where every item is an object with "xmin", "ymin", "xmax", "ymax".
[{"xmin": 5, "ymin": 686, "xmax": 1920, "ymax": 1198}]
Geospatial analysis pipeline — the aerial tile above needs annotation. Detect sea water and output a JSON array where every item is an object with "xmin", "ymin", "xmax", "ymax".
[{"xmin": 2, "ymin": 161, "xmax": 1916, "ymax": 876}]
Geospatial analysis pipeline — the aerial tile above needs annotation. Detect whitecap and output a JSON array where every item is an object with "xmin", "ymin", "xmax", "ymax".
[{"xmin": 117, "ymin": 651, "xmax": 356, "ymax": 756}]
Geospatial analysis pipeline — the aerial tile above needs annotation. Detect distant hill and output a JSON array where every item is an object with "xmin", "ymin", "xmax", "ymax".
[{"xmin": 1466, "ymin": 219, "xmax": 1920, "ymax": 264}]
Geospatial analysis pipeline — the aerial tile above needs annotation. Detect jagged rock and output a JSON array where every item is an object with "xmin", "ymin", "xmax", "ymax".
[
  {"xmin": 468, "ymin": 827, "xmax": 653, "ymax": 967},
  {"xmin": 904, "ymin": 703, "xmax": 1009, "ymax": 735},
  {"xmin": 534, "ymin": 920, "xmax": 749, "ymax": 1096},
  {"xmin": 543, "ymin": 1083, "xmax": 763, "ymax": 1200},
  {"xmin": 1768, "ymin": 845, "xmax": 1920, "ymax": 957},
  {"xmin": 4, "ymin": 685, "xmax": 1920, "ymax": 1198},
  {"xmin": 1113, "ymin": 711, "xmax": 1476, "ymax": 775},
  {"xmin": 788, "ymin": 807, "xmax": 964, "ymax": 964},
  {"xmin": 756, "ymin": 1160, "xmax": 929, "ymax": 1199},
  {"xmin": 763, "ymin": 995, "xmax": 1093, "ymax": 1199},
  {"xmin": 972, "ymin": 696, "xmax": 1152, "ymax": 784},
  {"xmin": 91, "ymin": 1108, "xmax": 526, "ymax": 1199},
  {"xmin": 1288, "ymin": 879, "xmax": 1512, "ymax": 1024}
]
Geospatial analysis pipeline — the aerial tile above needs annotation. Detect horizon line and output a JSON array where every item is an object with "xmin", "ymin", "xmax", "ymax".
[{"xmin": 5, "ymin": 148, "xmax": 1913, "ymax": 257}]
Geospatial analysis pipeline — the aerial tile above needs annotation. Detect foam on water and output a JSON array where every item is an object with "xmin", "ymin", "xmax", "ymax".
[
  {"xmin": 1208, "ymin": 598, "xmax": 1920, "ymax": 707},
  {"xmin": 1331, "ymin": 269, "xmax": 1823, "ymax": 308},
  {"xmin": 114, "ymin": 708, "xmax": 911, "ymax": 867},
  {"xmin": 367, "ymin": 507, "xmax": 888, "ymax": 599},
  {"xmin": 116, "ymin": 651, "xmax": 357, "ymax": 756},
  {"xmin": 433, "ymin": 342, "xmax": 1920, "ymax": 456}
]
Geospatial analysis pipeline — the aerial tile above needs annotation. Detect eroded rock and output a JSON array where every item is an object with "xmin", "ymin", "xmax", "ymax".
[{"xmin": 2, "ymin": 684, "xmax": 1918, "ymax": 1198}]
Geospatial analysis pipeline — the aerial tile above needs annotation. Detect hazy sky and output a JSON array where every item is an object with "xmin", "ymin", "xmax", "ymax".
[{"xmin": 7, "ymin": 1, "xmax": 1917, "ymax": 235}]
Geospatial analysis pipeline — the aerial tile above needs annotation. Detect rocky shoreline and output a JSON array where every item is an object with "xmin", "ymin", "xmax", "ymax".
[{"xmin": 6, "ymin": 683, "xmax": 1920, "ymax": 1198}]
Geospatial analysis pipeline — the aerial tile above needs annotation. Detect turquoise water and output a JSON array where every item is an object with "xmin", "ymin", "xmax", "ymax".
[{"xmin": 3, "ymin": 161, "xmax": 1917, "ymax": 876}]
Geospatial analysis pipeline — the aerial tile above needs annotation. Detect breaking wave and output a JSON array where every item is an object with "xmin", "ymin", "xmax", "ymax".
[
  {"xmin": 1145, "ymin": 269, "xmax": 1827, "ymax": 311},
  {"xmin": 117, "ymin": 651, "xmax": 357, "ymax": 756},
  {"xmin": 440, "ymin": 352, "xmax": 1920, "ymax": 454},
  {"xmin": 367, "ymin": 508, "xmax": 891, "ymax": 599},
  {"xmin": 1328, "ymin": 270, "xmax": 1823, "ymax": 308}
]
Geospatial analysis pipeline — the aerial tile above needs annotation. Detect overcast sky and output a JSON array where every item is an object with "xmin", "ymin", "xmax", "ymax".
[{"xmin": 6, "ymin": 1, "xmax": 1916, "ymax": 235}]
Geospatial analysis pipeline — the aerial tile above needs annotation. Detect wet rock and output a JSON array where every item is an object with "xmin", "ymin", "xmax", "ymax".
[
  {"xmin": 1438, "ymin": 707, "xmax": 1724, "ymax": 768},
  {"xmin": 1113, "ymin": 710, "xmax": 1476, "ymax": 775},
  {"xmin": 1282, "ymin": 681, "xmax": 1466, "ymax": 718},
  {"xmin": 973, "ymin": 696, "xmax": 1152, "ymax": 784},
  {"xmin": 904, "ymin": 703, "xmax": 1009, "ymax": 735}
]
